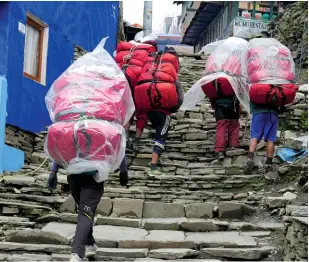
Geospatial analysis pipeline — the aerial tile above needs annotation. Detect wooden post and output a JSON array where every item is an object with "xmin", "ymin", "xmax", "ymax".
[{"xmin": 117, "ymin": 1, "xmax": 125, "ymax": 43}]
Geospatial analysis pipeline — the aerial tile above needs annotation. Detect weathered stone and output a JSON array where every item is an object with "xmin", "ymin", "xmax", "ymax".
[
  {"xmin": 200, "ymin": 247, "xmax": 274, "ymax": 260},
  {"xmin": 59, "ymin": 196, "xmax": 76, "ymax": 213},
  {"xmin": 42, "ymin": 222, "xmax": 76, "ymax": 241},
  {"xmin": 2, "ymin": 206, "xmax": 19, "ymax": 214},
  {"xmin": 180, "ymin": 219, "xmax": 219, "ymax": 232},
  {"xmin": 186, "ymin": 133, "xmax": 207, "ymax": 141},
  {"xmin": 143, "ymin": 202, "xmax": 185, "ymax": 218},
  {"xmin": 283, "ymin": 192, "xmax": 297, "ymax": 201},
  {"xmin": 185, "ymin": 231, "xmax": 257, "ymax": 247},
  {"xmin": 263, "ymin": 197, "xmax": 289, "ymax": 208},
  {"xmin": 184, "ymin": 203, "xmax": 213, "ymax": 218},
  {"xmin": 285, "ymin": 137, "xmax": 303, "ymax": 150},
  {"xmin": 93, "ymin": 225, "xmax": 148, "ymax": 244},
  {"xmin": 149, "ymin": 248, "xmax": 199, "ymax": 260},
  {"xmin": 218, "ymin": 202, "xmax": 250, "ymax": 218},
  {"xmin": 5, "ymin": 229, "xmax": 69, "ymax": 245},
  {"xmin": 36, "ymin": 213, "xmax": 60, "ymax": 223},
  {"xmin": 146, "ymin": 230, "xmax": 185, "ymax": 242},
  {"xmin": 226, "ymin": 149, "xmax": 246, "ymax": 157},
  {"xmin": 96, "ymin": 216, "xmax": 141, "ymax": 228},
  {"xmin": 1, "ymin": 176, "xmax": 35, "ymax": 186},
  {"xmin": 234, "ymin": 155, "xmax": 248, "ymax": 165},
  {"xmin": 112, "ymin": 198, "xmax": 144, "ymax": 219},
  {"xmin": 0, "ymin": 242, "xmax": 70, "ymax": 253},
  {"xmin": 286, "ymin": 205, "xmax": 308, "ymax": 217},
  {"xmin": 96, "ymin": 248, "xmax": 148, "ymax": 258},
  {"xmin": 96, "ymin": 197, "xmax": 113, "ymax": 216},
  {"xmin": 142, "ymin": 218, "xmax": 187, "ymax": 230},
  {"xmin": 60, "ymin": 213, "xmax": 77, "ymax": 223}
]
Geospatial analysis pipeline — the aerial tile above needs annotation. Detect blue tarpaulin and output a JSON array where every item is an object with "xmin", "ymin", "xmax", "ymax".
[{"xmin": 276, "ymin": 148, "xmax": 308, "ymax": 163}]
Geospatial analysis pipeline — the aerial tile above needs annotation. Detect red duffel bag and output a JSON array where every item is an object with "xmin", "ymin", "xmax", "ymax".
[
  {"xmin": 116, "ymin": 41, "xmax": 157, "ymax": 54},
  {"xmin": 53, "ymin": 83, "xmax": 129, "ymax": 123},
  {"xmin": 249, "ymin": 83, "xmax": 299, "ymax": 106},
  {"xmin": 134, "ymin": 82, "xmax": 178, "ymax": 111},
  {"xmin": 201, "ymin": 77, "xmax": 235, "ymax": 98},
  {"xmin": 46, "ymin": 120, "xmax": 123, "ymax": 166}
]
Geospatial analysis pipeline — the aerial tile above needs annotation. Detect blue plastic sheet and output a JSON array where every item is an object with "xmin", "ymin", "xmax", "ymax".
[{"xmin": 276, "ymin": 148, "xmax": 308, "ymax": 163}]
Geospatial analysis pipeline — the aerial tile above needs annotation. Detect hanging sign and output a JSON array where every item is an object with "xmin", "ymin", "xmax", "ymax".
[{"xmin": 233, "ymin": 18, "xmax": 269, "ymax": 39}]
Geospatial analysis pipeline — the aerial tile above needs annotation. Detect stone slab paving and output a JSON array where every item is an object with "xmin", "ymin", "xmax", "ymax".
[
  {"xmin": 149, "ymin": 248, "xmax": 199, "ymax": 260},
  {"xmin": 42, "ymin": 222, "xmax": 76, "ymax": 241},
  {"xmin": 185, "ymin": 232, "xmax": 257, "ymax": 248},
  {"xmin": 200, "ymin": 246, "xmax": 275, "ymax": 260}
]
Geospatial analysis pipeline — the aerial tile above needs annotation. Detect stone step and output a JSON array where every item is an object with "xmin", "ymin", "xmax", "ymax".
[
  {"xmin": 0, "ymin": 241, "xmax": 274, "ymax": 261},
  {"xmin": 57, "ymin": 213, "xmax": 282, "ymax": 234},
  {"xmin": 34, "ymin": 223, "xmax": 272, "ymax": 250},
  {"xmin": 59, "ymin": 198, "xmax": 257, "ymax": 219}
]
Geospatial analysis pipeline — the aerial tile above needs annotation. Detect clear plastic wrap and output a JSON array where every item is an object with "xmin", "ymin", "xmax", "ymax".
[
  {"xmin": 198, "ymin": 40, "xmax": 225, "ymax": 55},
  {"xmin": 45, "ymin": 120, "xmax": 126, "ymax": 182},
  {"xmin": 180, "ymin": 72, "xmax": 250, "ymax": 113},
  {"xmin": 205, "ymin": 37, "xmax": 249, "ymax": 77},
  {"xmin": 134, "ymin": 31, "xmax": 158, "ymax": 43},
  {"xmin": 45, "ymin": 37, "xmax": 135, "ymax": 126},
  {"xmin": 247, "ymin": 38, "xmax": 296, "ymax": 84},
  {"xmin": 45, "ymin": 37, "xmax": 134, "ymax": 182},
  {"xmin": 181, "ymin": 37, "xmax": 250, "ymax": 113}
]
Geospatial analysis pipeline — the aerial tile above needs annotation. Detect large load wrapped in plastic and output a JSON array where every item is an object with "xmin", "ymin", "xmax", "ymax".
[
  {"xmin": 45, "ymin": 37, "xmax": 135, "ymax": 182},
  {"xmin": 248, "ymin": 38, "xmax": 298, "ymax": 107},
  {"xmin": 181, "ymin": 37, "xmax": 250, "ymax": 113},
  {"xmin": 247, "ymin": 38, "xmax": 295, "ymax": 83},
  {"xmin": 46, "ymin": 38, "xmax": 135, "ymax": 126},
  {"xmin": 134, "ymin": 47, "xmax": 180, "ymax": 112}
]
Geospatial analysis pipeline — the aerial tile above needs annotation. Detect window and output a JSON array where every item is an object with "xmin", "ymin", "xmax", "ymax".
[{"xmin": 23, "ymin": 13, "xmax": 48, "ymax": 85}]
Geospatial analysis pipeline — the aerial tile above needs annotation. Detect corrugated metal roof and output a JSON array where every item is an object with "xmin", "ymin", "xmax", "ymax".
[{"xmin": 181, "ymin": 1, "xmax": 223, "ymax": 46}]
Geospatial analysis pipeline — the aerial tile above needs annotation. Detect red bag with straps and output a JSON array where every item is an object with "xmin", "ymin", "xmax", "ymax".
[
  {"xmin": 46, "ymin": 120, "xmax": 123, "ymax": 166},
  {"xmin": 134, "ymin": 82, "xmax": 178, "ymax": 111},
  {"xmin": 249, "ymin": 83, "xmax": 298, "ymax": 106},
  {"xmin": 201, "ymin": 77, "xmax": 235, "ymax": 98}
]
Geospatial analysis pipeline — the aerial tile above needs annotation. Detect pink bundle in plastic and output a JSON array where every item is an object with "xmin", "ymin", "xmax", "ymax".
[
  {"xmin": 204, "ymin": 37, "xmax": 249, "ymax": 77},
  {"xmin": 45, "ymin": 37, "xmax": 135, "ymax": 182},
  {"xmin": 247, "ymin": 38, "xmax": 295, "ymax": 83},
  {"xmin": 46, "ymin": 120, "xmax": 125, "ymax": 178}
]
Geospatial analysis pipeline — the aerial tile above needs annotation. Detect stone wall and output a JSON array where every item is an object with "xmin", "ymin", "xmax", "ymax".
[
  {"xmin": 5, "ymin": 125, "xmax": 45, "ymax": 164},
  {"xmin": 268, "ymin": 2, "xmax": 308, "ymax": 68},
  {"xmin": 284, "ymin": 217, "xmax": 308, "ymax": 261},
  {"xmin": 73, "ymin": 45, "xmax": 87, "ymax": 63}
]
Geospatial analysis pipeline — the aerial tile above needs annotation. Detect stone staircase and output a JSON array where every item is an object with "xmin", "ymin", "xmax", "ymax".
[{"xmin": 0, "ymin": 53, "xmax": 307, "ymax": 261}]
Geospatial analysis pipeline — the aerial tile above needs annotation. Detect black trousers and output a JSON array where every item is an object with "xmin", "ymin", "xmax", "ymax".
[
  {"xmin": 147, "ymin": 111, "xmax": 171, "ymax": 144},
  {"xmin": 67, "ymin": 174, "xmax": 104, "ymax": 258}
]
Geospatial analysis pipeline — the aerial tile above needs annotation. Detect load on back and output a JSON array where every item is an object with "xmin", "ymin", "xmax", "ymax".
[
  {"xmin": 134, "ymin": 47, "xmax": 181, "ymax": 113},
  {"xmin": 114, "ymin": 34, "xmax": 158, "ymax": 92},
  {"xmin": 45, "ymin": 38, "xmax": 135, "ymax": 182},
  {"xmin": 181, "ymin": 37, "xmax": 299, "ymax": 112}
]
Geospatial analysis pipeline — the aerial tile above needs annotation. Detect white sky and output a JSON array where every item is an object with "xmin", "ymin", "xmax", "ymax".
[{"xmin": 123, "ymin": 0, "xmax": 182, "ymax": 33}]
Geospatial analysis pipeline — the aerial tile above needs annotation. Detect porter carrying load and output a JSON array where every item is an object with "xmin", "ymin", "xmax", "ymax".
[{"xmin": 45, "ymin": 37, "xmax": 135, "ymax": 182}]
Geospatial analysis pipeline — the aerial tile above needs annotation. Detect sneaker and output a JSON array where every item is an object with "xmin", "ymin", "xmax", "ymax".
[
  {"xmin": 85, "ymin": 244, "xmax": 98, "ymax": 258},
  {"xmin": 147, "ymin": 168, "xmax": 165, "ymax": 177},
  {"xmin": 244, "ymin": 159, "xmax": 255, "ymax": 175},
  {"xmin": 215, "ymin": 151, "xmax": 225, "ymax": 161},
  {"xmin": 70, "ymin": 253, "xmax": 83, "ymax": 262}
]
